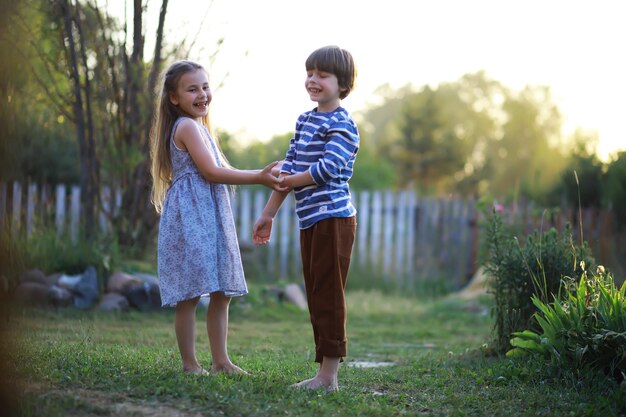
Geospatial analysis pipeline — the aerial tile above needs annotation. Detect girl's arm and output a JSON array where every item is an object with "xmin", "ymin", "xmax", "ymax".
[{"xmin": 176, "ymin": 119, "xmax": 283, "ymax": 190}]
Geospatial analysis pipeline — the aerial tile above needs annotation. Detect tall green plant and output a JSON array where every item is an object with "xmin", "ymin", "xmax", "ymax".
[
  {"xmin": 482, "ymin": 209, "xmax": 595, "ymax": 353},
  {"xmin": 509, "ymin": 266, "xmax": 626, "ymax": 380}
]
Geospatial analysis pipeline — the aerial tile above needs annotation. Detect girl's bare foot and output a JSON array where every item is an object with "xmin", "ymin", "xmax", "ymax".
[
  {"xmin": 183, "ymin": 367, "xmax": 210, "ymax": 376},
  {"xmin": 210, "ymin": 362, "xmax": 249, "ymax": 375}
]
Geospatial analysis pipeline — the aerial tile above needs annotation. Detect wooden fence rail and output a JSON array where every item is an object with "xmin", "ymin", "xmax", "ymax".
[{"xmin": 1, "ymin": 181, "xmax": 616, "ymax": 288}]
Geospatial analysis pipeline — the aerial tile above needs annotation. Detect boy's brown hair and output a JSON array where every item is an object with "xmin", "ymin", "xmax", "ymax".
[{"xmin": 305, "ymin": 45, "xmax": 357, "ymax": 99}]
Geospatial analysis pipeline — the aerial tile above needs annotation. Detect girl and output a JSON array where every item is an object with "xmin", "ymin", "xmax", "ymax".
[{"xmin": 150, "ymin": 60, "xmax": 283, "ymax": 375}]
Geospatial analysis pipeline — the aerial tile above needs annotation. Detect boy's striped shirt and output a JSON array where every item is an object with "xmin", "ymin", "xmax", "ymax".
[{"xmin": 281, "ymin": 107, "xmax": 359, "ymax": 229}]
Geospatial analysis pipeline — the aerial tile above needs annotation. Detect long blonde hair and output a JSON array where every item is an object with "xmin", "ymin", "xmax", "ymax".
[{"xmin": 150, "ymin": 60, "xmax": 231, "ymax": 213}]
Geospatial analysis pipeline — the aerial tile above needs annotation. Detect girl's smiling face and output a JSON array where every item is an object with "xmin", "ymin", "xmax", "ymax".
[
  {"xmin": 169, "ymin": 69, "xmax": 212, "ymax": 120},
  {"xmin": 305, "ymin": 69, "xmax": 345, "ymax": 112}
]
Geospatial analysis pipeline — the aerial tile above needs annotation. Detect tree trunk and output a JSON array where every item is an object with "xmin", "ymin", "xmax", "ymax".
[
  {"xmin": 118, "ymin": 0, "xmax": 168, "ymax": 249},
  {"xmin": 57, "ymin": 0, "xmax": 97, "ymax": 238},
  {"xmin": 75, "ymin": 1, "xmax": 100, "ymax": 238}
]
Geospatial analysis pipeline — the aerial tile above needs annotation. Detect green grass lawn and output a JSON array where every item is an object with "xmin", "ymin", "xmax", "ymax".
[{"xmin": 1, "ymin": 286, "xmax": 624, "ymax": 417}]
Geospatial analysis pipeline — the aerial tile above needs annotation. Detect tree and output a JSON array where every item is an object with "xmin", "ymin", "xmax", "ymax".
[
  {"xmin": 54, "ymin": 0, "xmax": 101, "ymax": 236},
  {"xmin": 369, "ymin": 73, "xmax": 502, "ymax": 194},
  {"xmin": 6, "ymin": 0, "xmax": 171, "ymax": 248},
  {"xmin": 489, "ymin": 86, "xmax": 566, "ymax": 201},
  {"xmin": 360, "ymin": 73, "xmax": 570, "ymax": 200},
  {"xmin": 0, "ymin": 0, "xmax": 80, "ymax": 184},
  {"xmin": 603, "ymin": 151, "xmax": 626, "ymax": 229},
  {"xmin": 548, "ymin": 130, "xmax": 603, "ymax": 209},
  {"xmin": 385, "ymin": 85, "xmax": 467, "ymax": 191}
]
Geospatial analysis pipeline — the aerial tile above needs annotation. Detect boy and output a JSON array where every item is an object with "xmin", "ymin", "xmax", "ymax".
[{"xmin": 253, "ymin": 45, "xmax": 359, "ymax": 392}]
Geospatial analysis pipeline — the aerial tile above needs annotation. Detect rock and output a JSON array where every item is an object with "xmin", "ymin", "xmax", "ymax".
[
  {"xmin": 48, "ymin": 285, "xmax": 73, "ymax": 308},
  {"xmin": 73, "ymin": 266, "xmax": 99, "ymax": 309},
  {"xmin": 45, "ymin": 273, "xmax": 62, "ymax": 287},
  {"xmin": 98, "ymin": 293, "xmax": 130, "ymax": 312},
  {"xmin": 14, "ymin": 282, "xmax": 49, "ymax": 306},
  {"xmin": 106, "ymin": 272, "xmax": 142, "ymax": 293},
  {"xmin": 20, "ymin": 269, "xmax": 48, "ymax": 286},
  {"xmin": 58, "ymin": 273, "xmax": 83, "ymax": 290},
  {"xmin": 457, "ymin": 266, "xmax": 491, "ymax": 300},
  {"xmin": 133, "ymin": 273, "xmax": 159, "ymax": 287},
  {"xmin": 283, "ymin": 283, "xmax": 307, "ymax": 310},
  {"xmin": 124, "ymin": 281, "xmax": 161, "ymax": 311},
  {"xmin": 264, "ymin": 284, "xmax": 308, "ymax": 310}
]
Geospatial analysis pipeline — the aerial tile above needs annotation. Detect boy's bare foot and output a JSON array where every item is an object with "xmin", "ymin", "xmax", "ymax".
[
  {"xmin": 290, "ymin": 377, "xmax": 315, "ymax": 388},
  {"xmin": 291, "ymin": 376, "xmax": 338, "ymax": 392}
]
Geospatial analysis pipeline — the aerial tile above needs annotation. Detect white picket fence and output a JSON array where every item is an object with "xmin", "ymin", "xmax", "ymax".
[
  {"xmin": 1, "ymin": 181, "xmax": 480, "ymax": 287},
  {"xmin": 0, "ymin": 182, "xmax": 122, "ymax": 243},
  {"xmin": 231, "ymin": 188, "xmax": 479, "ymax": 287}
]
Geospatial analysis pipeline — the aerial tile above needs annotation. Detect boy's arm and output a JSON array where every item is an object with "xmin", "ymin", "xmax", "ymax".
[
  {"xmin": 280, "ymin": 171, "xmax": 315, "ymax": 189},
  {"xmin": 280, "ymin": 124, "xmax": 300, "ymax": 175},
  {"xmin": 307, "ymin": 123, "xmax": 359, "ymax": 186},
  {"xmin": 252, "ymin": 190, "xmax": 290, "ymax": 245}
]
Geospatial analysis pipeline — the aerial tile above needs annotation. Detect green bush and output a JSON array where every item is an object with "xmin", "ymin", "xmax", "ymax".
[
  {"xmin": 508, "ymin": 266, "xmax": 626, "ymax": 380},
  {"xmin": 482, "ymin": 210, "xmax": 595, "ymax": 354}
]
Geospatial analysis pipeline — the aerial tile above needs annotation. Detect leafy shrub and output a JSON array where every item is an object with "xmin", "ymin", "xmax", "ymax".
[
  {"xmin": 508, "ymin": 266, "xmax": 626, "ymax": 380},
  {"xmin": 1, "ymin": 226, "xmax": 121, "ymax": 292},
  {"xmin": 482, "ymin": 210, "xmax": 595, "ymax": 353}
]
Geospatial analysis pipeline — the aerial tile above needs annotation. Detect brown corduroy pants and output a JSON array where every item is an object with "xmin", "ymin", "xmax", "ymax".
[{"xmin": 300, "ymin": 216, "xmax": 356, "ymax": 363}]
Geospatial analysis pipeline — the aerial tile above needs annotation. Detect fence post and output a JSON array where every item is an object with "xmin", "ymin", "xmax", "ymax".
[
  {"xmin": 394, "ymin": 191, "xmax": 406, "ymax": 278},
  {"xmin": 382, "ymin": 191, "xmax": 394, "ymax": 278},
  {"xmin": 0, "ymin": 182, "xmax": 6, "ymax": 233},
  {"xmin": 450, "ymin": 199, "xmax": 465, "ymax": 287},
  {"xmin": 70, "ymin": 185, "xmax": 80, "ymax": 243},
  {"xmin": 252, "ymin": 189, "xmax": 275, "ymax": 275},
  {"xmin": 114, "ymin": 187, "xmax": 122, "ymax": 218},
  {"xmin": 370, "ymin": 191, "xmax": 382, "ymax": 272},
  {"xmin": 405, "ymin": 192, "xmax": 417, "ymax": 283},
  {"xmin": 417, "ymin": 197, "xmax": 438, "ymax": 278},
  {"xmin": 357, "ymin": 190, "xmax": 370, "ymax": 266},
  {"xmin": 278, "ymin": 196, "xmax": 291, "ymax": 278},
  {"xmin": 239, "ymin": 188, "xmax": 251, "ymax": 243},
  {"xmin": 40, "ymin": 184, "xmax": 51, "ymax": 228},
  {"xmin": 55, "ymin": 184, "xmax": 66, "ymax": 237},
  {"xmin": 100, "ymin": 186, "xmax": 111, "ymax": 234},
  {"xmin": 26, "ymin": 183, "xmax": 37, "ymax": 236},
  {"xmin": 12, "ymin": 181, "xmax": 22, "ymax": 239}
]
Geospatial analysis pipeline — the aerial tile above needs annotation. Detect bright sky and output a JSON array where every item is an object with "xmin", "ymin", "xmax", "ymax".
[{"xmin": 136, "ymin": 0, "xmax": 625, "ymax": 160}]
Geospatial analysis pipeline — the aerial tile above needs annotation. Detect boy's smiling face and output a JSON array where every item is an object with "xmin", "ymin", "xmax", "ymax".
[{"xmin": 305, "ymin": 69, "xmax": 346, "ymax": 112}]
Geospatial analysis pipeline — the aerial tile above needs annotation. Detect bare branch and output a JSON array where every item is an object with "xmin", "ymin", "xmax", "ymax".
[
  {"xmin": 181, "ymin": 0, "xmax": 214, "ymax": 58},
  {"xmin": 89, "ymin": 1, "xmax": 125, "ymax": 143}
]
